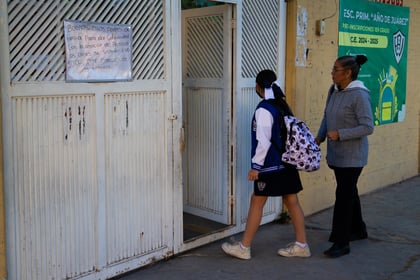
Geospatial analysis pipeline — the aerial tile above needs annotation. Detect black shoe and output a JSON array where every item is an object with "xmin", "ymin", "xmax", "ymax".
[
  {"xmin": 324, "ymin": 243, "xmax": 350, "ymax": 258},
  {"xmin": 350, "ymin": 232, "xmax": 368, "ymax": 241}
]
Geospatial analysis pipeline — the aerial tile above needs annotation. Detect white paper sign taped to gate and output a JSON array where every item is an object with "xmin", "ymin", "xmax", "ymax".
[{"xmin": 64, "ymin": 20, "xmax": 132, "ymax": 82}]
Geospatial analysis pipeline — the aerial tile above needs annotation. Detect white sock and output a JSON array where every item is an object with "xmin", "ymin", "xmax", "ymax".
[
  {"xmin": 295, "ymin": 241, "xmax": 307, "ymax": 248},
  {"xmin": 240, "ymin": 242, "xmax": 250, "ymax": 250}
]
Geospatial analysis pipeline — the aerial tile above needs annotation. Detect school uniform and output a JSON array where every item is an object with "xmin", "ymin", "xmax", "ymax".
[{"xmin": 251, "ymin": 99, "xmax": 302, "ymax": 197}]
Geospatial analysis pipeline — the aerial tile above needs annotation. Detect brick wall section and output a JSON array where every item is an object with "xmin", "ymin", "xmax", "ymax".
[{"xmin": 286, "ymin": 0, "xmax": 420, "ymax": 215}]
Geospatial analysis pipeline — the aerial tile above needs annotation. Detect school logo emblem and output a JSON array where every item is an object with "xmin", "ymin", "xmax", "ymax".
[
  {"xmin": 257, "ymin": 181, "xmax": 266, "ymax": 191},
  {"xmin": 393, "ymin": 30, "xmax": 405, "ymax": 64},
  {"xmin": 252, "ymin": 119, "xmax": 257, "ymax": 132}
]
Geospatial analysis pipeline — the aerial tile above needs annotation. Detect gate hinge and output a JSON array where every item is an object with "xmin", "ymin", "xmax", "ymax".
[
  {"xmin": 229, "ymin": 195, "xmax": 235, "ymax": 206},
  {"xmin": 168, "ymin": 114, "xmax": 178, "ymax": 120}
]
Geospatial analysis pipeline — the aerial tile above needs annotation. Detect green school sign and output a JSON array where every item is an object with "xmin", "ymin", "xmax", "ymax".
[{"xmin": 338, "ymin": 0, "xmax": 410, "ymax": 125}]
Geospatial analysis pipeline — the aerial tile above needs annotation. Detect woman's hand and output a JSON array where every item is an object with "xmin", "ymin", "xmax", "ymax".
[
  {"xmin": 327, "ymin": 130, "xmax": 340, "ymax": 141},
  {"xmin": 247, "ymin": 169, "xmax": 259, "ymax": 181}
]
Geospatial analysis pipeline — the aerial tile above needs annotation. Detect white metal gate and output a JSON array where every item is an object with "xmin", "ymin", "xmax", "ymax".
[
  {"xmin": 181, "ymin": 5, "xmax": 232, "ymax": 224},
  {"xmin": 236, "ymin": 0, "xmax": 286, "ymax": 226},
  {"xmin": 0, "ymin": 0, "xmax": 288, "ymax": 278},
  {"xmin": 1, "ymin": 1, "xmax": 178, "ymax": 279}
]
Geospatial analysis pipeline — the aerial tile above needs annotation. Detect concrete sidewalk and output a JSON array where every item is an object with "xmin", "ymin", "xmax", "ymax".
[{"xmin": 115, "ymin": 175, "xmax": 420, "ymax": 280}]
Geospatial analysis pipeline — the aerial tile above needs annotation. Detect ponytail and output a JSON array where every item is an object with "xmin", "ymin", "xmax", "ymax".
[
  {"xmin": 271, "ymin": 82, "xmax": 293, "ymax": 116},
  {"xmin": 256, "ymin": 69, "xmax": 293, "ymax": 115},
  {"xmin": 355, "ymin": 54, "xmax": 368, "ymax": 66},
  {"xmin": 337, "ymin": 55, "xmax": 368, "ymax": 80}
]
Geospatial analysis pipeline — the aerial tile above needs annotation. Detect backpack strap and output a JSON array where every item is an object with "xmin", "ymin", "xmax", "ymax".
[{"xmin": 266, "ymin": 99, "xmax": 292, "ymax": 155}]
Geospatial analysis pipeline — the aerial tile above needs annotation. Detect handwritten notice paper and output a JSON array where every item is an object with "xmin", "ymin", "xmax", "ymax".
[{"xmin": 64, "ymin": 20, "xmax": 132, "ymax": 82}]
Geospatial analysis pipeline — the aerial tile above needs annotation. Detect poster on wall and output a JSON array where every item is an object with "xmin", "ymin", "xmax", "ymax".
[
  {"xmin": 368, "ymin": 0, "xmax": 403, "ymax": 6},
  {"xmin": 64, "ymin": 20, "xmax": 132, "ymax": 82},
  {"xmin": 338, "ymin": 0, "xmax": 410, "ymax": 125}
]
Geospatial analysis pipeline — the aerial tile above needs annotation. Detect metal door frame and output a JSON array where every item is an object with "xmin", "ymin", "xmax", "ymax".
[{"xmin": 181, "ymin": 4, "xmax": 233, "ymax": 225}]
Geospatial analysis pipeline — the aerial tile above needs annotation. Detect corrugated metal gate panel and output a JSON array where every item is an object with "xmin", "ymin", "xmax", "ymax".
[
  {"xmin": 185, "ymin": 87, "xmax": 224, "ymax": 214},
  {"xmin": 3, "ymin": 0, "xmax": 174, "ymax": 279},
  {"xmin": 182, "ymin": 5, "xmax": 231, "ymax": 224},
  {"xmin": 104, "ymin": 92, "xmax": 168, "ymax": 264},
  {"xmin": 12, "ymin": 95, "xmax": 97, "ymax": 279},
  {"xmin": 237, "ymin": 87, "xmax": 278, "ymax": 224},
  {"xmin": 237, "ymin": 0, "xmax": 283, "ymax": 225},
  {"xmin": 184, "ymin": 14, "xmax": 224, "ymax": 79},
  {"xmin": 241, "ymin": 0, "xmax": 279, "ymax": 78},
  {"xmin": 237, "ymin": 87, "xmax": 259, "ymax": 223},
  {"xmin": 8, "ymin": 0, "xmax": 165, "ymax": 82}
]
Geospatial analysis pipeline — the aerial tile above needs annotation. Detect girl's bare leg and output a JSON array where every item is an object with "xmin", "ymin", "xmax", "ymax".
[
  {"xmin": 283, "ymin": 194, "xmax": 307, "ymax": 243},
  {"xmin": 241, "ymin": 194, "xmax": 268, "ymax": 247}
]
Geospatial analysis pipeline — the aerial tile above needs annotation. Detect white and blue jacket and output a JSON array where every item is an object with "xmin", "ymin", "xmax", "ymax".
[{"xmin": 251, "ymin": 99, "xmax": 286, "ymax": 173}]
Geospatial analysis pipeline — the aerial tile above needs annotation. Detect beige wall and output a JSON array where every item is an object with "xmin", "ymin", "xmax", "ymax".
[{"xmin": 286, "ymin": 0, "xmax": 420, "ymax": 215}]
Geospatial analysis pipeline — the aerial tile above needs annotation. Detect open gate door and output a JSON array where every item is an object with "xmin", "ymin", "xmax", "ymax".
[{"xmin": 181, "ymin": 5, "xmax": 232, "ymax": 225}]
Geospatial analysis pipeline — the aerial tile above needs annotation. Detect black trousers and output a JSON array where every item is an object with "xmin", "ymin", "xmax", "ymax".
[{"xmin": 328, "ymin": 166, "xmax": 367, "ymax": 245}]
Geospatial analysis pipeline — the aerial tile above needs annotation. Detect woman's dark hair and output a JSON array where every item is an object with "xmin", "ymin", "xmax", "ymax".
[
  {"xmin": 256, "ymin": 69, "xmax": 292, "ymax": 115},
  {"xmin": 337, "ymin": 55, "xmax": 368, "ymax": 80}
]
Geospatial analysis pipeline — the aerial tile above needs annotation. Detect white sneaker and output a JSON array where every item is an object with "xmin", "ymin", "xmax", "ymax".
[
  {"xmin": 221, "ymin": 242, "xmax": 251, "ymax": 260},
  {"xmin": 277, "ymin": 242, "xmax": 311, "ymax": 258}
]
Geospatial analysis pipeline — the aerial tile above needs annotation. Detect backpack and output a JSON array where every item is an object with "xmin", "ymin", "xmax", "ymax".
[{"xmin": 281, "ymin": 116, "xmax": 321, "ymax": 172}]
